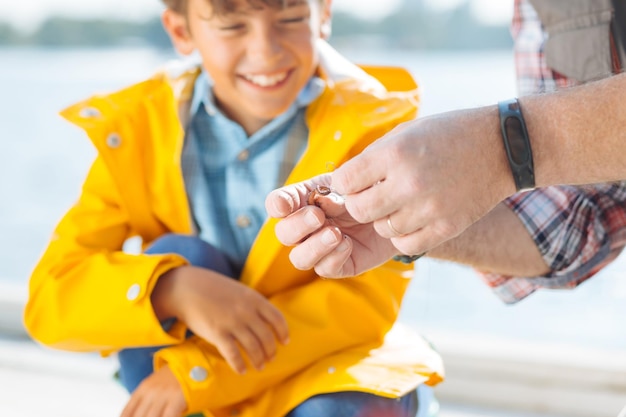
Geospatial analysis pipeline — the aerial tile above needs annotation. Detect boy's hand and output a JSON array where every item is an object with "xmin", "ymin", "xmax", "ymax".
[
  {"xmin": 265, "ymin": 174, "xmax": 399, "ymax": 278},
  {"xmin": 152, "ymin": 268, "xmax": 289, "ymax": 375},
  {"xmin": 120, "ymin": 366, "xmax": 186, "ymax": 417}
]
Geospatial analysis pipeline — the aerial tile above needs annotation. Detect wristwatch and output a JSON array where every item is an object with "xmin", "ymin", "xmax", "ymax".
[{"xmin": 498, "ymin": 98, "xmax": 535, "ymax": 191}]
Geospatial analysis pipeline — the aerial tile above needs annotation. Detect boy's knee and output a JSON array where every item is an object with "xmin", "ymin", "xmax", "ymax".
[
  {"xmin": 145, "ymin": 234, "xmax": 234, "ymax": 276},
  {"xmin": 287, "ymin": 390, "xmax": 418, "ymax": 417},
  {"xmin": 145, "ymin": 233, "xmax": 192, "ymax": 255}
]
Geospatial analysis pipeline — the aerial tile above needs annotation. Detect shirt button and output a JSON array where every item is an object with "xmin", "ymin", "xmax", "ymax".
[
  {"xmin": 106, "ymin": 133, "xmax": 122, "ymax": 148},
  {"xmin": 237, "ymin": 150, "xmax": 249, "ymax": 161},
  {"xmin": 189, "ymin": 366, "xmax": 208, "ymax": 382},
  {"xmin": 203, "ymin": 103, "xmax": 216, "ymax": 116},
  {"xmin": 79, "ymin": 107, "xmax": 101, "ymax": 118},
  {"xmin": 126, "ymin": 284, "xmax": 141, "ymax": 301},
  {"xmin": 236, "ymin": 215, "xmax": 251, "ymax": 229}
]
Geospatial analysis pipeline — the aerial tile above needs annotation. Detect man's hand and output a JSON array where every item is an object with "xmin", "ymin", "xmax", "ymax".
[
  {"xmin": 120, "ymin": 366, "xmax": 186, "ymax": 417},
  {"xmin": 265, "ymin": 174, "xmax": 399, "ymax": 278},
  {"xmin": 331, "ymin": 108, "xmax": 515, "ymax": 256},
  {"xmin": 151, "ymin": 269, "xmax": 290, "ymax": 375}
]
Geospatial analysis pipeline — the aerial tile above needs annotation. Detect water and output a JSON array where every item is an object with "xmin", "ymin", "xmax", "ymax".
[
  {"xmin": 1, "ymin": 47, "xmax": 172, "ymax": 282},
  {"xmin": 2, "ymin": 46, "xmax": 625, "ymax": 352}
]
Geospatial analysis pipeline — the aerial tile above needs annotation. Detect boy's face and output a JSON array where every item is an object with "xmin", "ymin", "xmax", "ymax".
[{"xmin": 163, "ymin": 0, "xmax": 331, "ymax": 135}]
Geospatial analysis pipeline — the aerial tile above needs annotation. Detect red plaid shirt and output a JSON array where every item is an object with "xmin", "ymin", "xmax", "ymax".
[{"xmin": 481, "ymin": 0, "xmax": 626, "ymax": 303}]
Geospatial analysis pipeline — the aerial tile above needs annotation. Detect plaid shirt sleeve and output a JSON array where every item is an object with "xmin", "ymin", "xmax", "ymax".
[
  {"xmin": 480, "ymin": 0, "xmax": 626, "ymax": 303},
  {"xmin": 482, "ymin": 184, "xmax": 626, "ymax": 303}
]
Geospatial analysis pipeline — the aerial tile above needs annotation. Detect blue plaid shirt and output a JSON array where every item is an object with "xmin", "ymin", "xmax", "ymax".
[{"xmin": 181, "ymin": 72, "xmax": 325, "ymax": 273}]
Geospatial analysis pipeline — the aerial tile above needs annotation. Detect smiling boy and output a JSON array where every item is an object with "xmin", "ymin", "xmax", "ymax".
[{"xmin": 24, "ymin": 0, "xmax": 443, "ymax": 416}]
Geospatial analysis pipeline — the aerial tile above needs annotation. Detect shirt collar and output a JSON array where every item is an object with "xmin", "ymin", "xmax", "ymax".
[{"xmin": 189, "ymin": 70, "xmax": 325, "ymax": 118}]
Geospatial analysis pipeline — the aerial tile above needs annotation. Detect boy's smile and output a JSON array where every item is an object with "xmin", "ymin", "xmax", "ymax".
[
  {"xmin": 163, "ymin": 0, "xmax": 332, "ymax": 136},
  {"xmin": 241, "ymin": 69, "xmax": 292, "ymax": 88}
]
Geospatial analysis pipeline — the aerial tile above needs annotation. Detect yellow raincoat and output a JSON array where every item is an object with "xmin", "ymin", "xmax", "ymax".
[{"xmin": 24, "ymin": 42, "xmax": 443, "ymax": 417}]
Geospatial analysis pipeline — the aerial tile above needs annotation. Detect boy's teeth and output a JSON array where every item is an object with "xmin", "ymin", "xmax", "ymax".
[{"xmin": 244, "ymin": 72, "xmax": 288, "ymax": 87}]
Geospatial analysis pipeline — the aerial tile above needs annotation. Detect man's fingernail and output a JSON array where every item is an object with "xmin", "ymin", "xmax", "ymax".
[
  {"xmin": 305, "ymin": 210, "xmax": 322, "ymax": 228},
  {"xmin": 321, "ymin": 229, "xmax": 339, "ymax": 245},
  {"xmin": 273, "ymin": 191, "xmax": 293, "ymax": 215},
  {"xmin": 336, "ymin": 236, "xmax": 350, "ymax": 252}
]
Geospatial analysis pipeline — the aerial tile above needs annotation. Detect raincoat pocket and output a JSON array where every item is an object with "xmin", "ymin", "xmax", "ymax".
[{"xmin": 529, "ymin": 0, "xmax": 620, "ymax": 82}]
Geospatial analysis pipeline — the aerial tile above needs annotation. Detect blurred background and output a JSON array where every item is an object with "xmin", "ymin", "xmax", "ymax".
[{"xmin": 1, "ymin": 1, "xmax": 625, "ymax": 416}]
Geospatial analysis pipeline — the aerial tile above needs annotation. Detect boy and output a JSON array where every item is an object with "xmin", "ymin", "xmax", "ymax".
[{"xmin": 24, "ymin": 0, "xmax": 443, "ymax": 416}]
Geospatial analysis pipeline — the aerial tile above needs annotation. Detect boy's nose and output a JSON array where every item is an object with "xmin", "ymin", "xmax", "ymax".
[{"xmin": 247, "ymin": 27, "xmax": 283, "ymax": 64}]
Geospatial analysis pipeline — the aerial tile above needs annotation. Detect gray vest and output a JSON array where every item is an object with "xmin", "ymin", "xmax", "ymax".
[{"xmin": 528, "ymin": 0, "xmax": 625, "ymax": 82}]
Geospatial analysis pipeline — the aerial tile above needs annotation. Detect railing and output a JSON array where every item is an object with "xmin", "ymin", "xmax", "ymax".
[
  {"xmin": 2, "ymin": 280, "xmax": 625, "ymax": 417},
  {"xmin": 428, "ymin": 331, "xmax": 626, "ymax": 417},
  {"xmin": 0, "ymin": 282, "xmax": 27, "ymax": 337}
]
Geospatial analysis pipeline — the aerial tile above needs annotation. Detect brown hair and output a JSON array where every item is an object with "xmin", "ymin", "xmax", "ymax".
[{"xmin": 161, "ymin": 0, "xmax": 308, "ymax": 17}]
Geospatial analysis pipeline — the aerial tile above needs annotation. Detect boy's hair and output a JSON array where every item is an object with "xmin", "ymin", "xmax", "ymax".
[{"xmin": 162, "ymin": 0, "xmax": 310, "ymax": 17}]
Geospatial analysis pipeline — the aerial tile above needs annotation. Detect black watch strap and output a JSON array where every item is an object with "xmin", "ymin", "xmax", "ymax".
[
  {"xmin": 392, "ymin": 254, "xmax": 425, "ymax": 264},
  {"xmin": 498, "ymin": 98, "xmax": 535, "ymax": 192}
]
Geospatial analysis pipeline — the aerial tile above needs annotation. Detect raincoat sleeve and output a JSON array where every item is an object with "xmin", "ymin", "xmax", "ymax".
[
  {"xmin": 154, "ymin": 263, "xmax": 413, "ymax": 413},
  {"xmin": 24, "ymin": 155, "xmax": 189, "ymax": 353}
]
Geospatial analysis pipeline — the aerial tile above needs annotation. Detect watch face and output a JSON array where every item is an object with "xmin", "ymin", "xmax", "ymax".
[
  {"xmin": 499, "ymin": 99, "xmax": 535, "ymax": 191},
  {"xmin": 504, "ymin": 116, "xmax": 530, "ymax": 166}
]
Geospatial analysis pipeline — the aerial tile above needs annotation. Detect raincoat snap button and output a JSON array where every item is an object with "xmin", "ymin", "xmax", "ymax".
[
  {"xmin": 375, "ymin": 106, "xmax": 388, "ymax": 113},
  {"xmin": 333, "ymin": 131, "xmax": 342, "ymax": 141},
  {"xmin": 327, "ymin": 366, "xmax": 336, "ymax": 374},
  {"xmin": 230, "ymin": 409, "xmax": 240, "ymax": 416},
  {"xmin": 79, "ymin": 107, "xmax": 101, "ymax": 118},
  {"xmin": 237, "ymin": 150, "xmax": 249, "ymax": 162},
  {"xmin": 106, "ymin": 133, "xmax": 122, "ymax": 148},
  {"xmin": 190, "ymin": 366, "xmax": 208, "ymax": 382},
  {"xmin": 126, "ymin": 284, "xmax": 141, "ymax": 301}
]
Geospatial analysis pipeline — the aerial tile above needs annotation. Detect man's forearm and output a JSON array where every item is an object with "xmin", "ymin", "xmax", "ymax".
[
  {"xmin": 428, "ymin": 74, "xmax": 626, "ymax": 277},
  {"xmin": 428, "ymin": 203, "xmax": 549, "ymax": 277},
  {"xmin": 522, "ymin": 72, "xmax": 626, "ymax": 188}
]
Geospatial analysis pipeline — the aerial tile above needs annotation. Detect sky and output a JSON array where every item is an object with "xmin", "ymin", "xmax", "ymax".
[{"xmin": 2, "ymin": 0, "xmax": 513, "ymax": 32}]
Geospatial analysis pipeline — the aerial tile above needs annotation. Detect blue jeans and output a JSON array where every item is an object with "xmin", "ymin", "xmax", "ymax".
[
  {"xmin": 285, "ymin": 389, "xmax": 421, "ymax": 417},
  {"xmin": 117, "ymin": 234, "xmax": 429, "ymax": 417}
]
